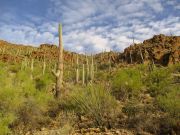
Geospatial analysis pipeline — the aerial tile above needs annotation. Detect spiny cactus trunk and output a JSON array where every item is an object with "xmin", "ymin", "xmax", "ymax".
[
  {"xmin": 52, "ymin": 24, "xmax": 63, "ymax": 98},
  {"xmin": 82, "ymin": 64, "xmax": 85, "ymax": 85},
  {"xmin": 90, "ymin": 55, "xmax": 94, "ymax": 82},
  {"xmin": 86, "ymin": 55, "xmax": 89, "ymax": 84},
  {"xmin": 139, "ymin": 48, "xmax": 144, "ymax": 64},
  {"xmin": 43, "ymin": 55, "xmax": 46, "ymax": 75},
  {"xmin": 30, "ymin": 58, "xmax": 34, "ymax": 79},
  {"xmin": 130, "ymin": 50, "xmax": 133, "ymax": 64},
  {"xmin": 108, "ymin": 57, "xmax": 111, "ymax": 72},
  {"xmin": 76, "ymin": 55, "xmax": 79, "ymax": 83}
]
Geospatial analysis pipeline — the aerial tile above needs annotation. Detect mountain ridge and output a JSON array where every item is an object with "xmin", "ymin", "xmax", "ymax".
[{"xmin": 0, "ymin": 34, "xmax": 179, "ymax": 66}]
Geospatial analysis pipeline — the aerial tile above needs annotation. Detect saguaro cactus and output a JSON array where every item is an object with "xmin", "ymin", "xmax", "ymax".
[
  {"xmin": 52, "ymin": 24, "xmax": 64, "ymax": 98},
  {"xmin": 76, "ymin": 54, "xmax": 79, "ymax": 83},
  {"xmin": 108, "ymin": 57, "xmax": 111, "ymax": 72},
  {"xmin": 139, "ymin": 47, "xmax": 144, "ymax": 64},
  {"xmin": 130, "ymin": 50, "xmax": 133, "ymax": 64},
  {"xmin": 90, "ymin": 54, "xmax": 94, "ymax": 82},
  {"xmin": 30, "ymin": 58, "xmax": 34, "ymax": 79},
  {"xmin": 43, "ymin": 55, "xmax": 46, "ymax": 75},
  {"xmin": 82, "ymin": 64, "xmax": 85, "ymax": 85},
  {"xmin": 86, "ymin": 55, "xmax": 89, "ymax": 84}
]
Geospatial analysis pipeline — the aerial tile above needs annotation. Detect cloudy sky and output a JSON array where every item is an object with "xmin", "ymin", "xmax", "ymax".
[{"xmin": 0, "ymin": 0, "xmax": 179, "ymax": 53}]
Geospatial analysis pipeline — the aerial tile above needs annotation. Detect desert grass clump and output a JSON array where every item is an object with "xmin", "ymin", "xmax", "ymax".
[{"xmin": 64, "ymin": 85, "xmax": 118, "ymax": 127}]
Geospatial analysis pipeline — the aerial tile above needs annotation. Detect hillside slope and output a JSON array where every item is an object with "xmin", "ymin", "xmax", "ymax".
[
  {"xmin": 0, "ymin": 34, "xmax": 179, "ymax": 66},
  {"xmin": 121, "ymin": 34, "xmax": 180, "ymax": 66}
]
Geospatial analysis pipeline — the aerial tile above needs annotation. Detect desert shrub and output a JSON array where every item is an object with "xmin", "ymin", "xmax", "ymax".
[
  {"xmin": 0, "ymin": 69, "xmax": 23, "ymax": 134},
  {"xmin": 112, "ymin": 68, "xmax": 144, "ymax": 101},
  {"xmin": 95, "ymin": 71, "xmax": 110, "ymax": 81},
  {"xmin": 0, "ymin": 113, "xmax": 16, "ymax": 135},
  {"xmin": 122, "ymin": 99, "xmax": 144, "ymax": 118},
  {"xmin": 122, "ymin": 99, "xmax": 161, "ymax": 134},
  {"xmin": 34, "ymin": 73, "xmax": 54, "ymax": 91},
  {"xmin": 169, "ymin": 63, "xmax": 180, "ymax": 73},
  {"xmin": 157, "ymin": 86, "xmax": 180, "ymax": 119},
  {"xmin": 63, "ymin": 85, "xmax": 118, "ymax": 127},
  {"xmin": 169, "ymin": 64, "xmax": 180, "ymax": 84},
  {"xmin": 0, "ymin": 65, "xmax": 54, "ymax": 133},
  {"xmin": 99, "ymin": 63, "xmax": 110, "ymax": 70},
  {"xmin": 145, "ymin": 68, "xmax": 172, "ymax": 97}
]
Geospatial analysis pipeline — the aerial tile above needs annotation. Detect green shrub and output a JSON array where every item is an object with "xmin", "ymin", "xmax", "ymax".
[
  {"xmin": 64, "ymin": 85, "xmax": 118, "ymax": 127},
  {"xmin": 157, "ymin": 86, "xmax": 180, "ymax": 118},
  {"xmin": 0, "ymin": 113, "xmax": 16, "ymax": 135},
  {"xmin": 0, "ymin": 65, "xmax": 54, "ymax": 133},
  {"xmin": 122, "ymin": 99, "xmax": 143, "ymax": 118},
  {"xmin": 145, "ymin": 68, "xmax": 172, "ymax": 97},
  {"xmin": 112, "ymin": 68, "xmax": 144, "ymax": 100}
]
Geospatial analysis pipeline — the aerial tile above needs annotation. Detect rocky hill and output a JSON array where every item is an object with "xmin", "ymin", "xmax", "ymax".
[
  {"xmin": 121, "ymin": 34, "xmax": 180, "ymax": 66},
  {"xmin": 0, "ymin": 34, "xmax": 179, "ymax": 66}
]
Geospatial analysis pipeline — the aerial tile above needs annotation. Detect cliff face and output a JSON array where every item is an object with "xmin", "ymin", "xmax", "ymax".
[{"xmin": 121, "ymin": 34, "xmax": 180, "ymax": 66}]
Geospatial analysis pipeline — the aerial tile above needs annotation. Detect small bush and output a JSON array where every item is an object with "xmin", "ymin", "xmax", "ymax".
[
  {"xmin": 157, "ymin": 86, "xmax": 180, "ymax": 119},
  {"xmin": 0, "ymin": 66, "xmax": 54, "ymax": 133},
  {"xmin": 0, "ymin": 113, "xmax": 16, "ymax": 135},
  {"xmin": 145, "ymin": 68, "xmax": 172, "ymax": 97},
  {"xmin": 112, "ymin": 68, "xmax": 144, "ymax": 100}
]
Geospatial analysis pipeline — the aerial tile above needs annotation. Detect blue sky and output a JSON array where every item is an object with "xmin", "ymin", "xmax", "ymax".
[{"xmin": 0, "ymin": 0, "xmax": 179, "ymax": 53}]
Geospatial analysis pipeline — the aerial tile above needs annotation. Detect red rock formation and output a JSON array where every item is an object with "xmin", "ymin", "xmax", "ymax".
[
  {"xmin": 122, "ymin": 34, "xmax": 180, "ymax": 66},
  {"xmin": 0, "ymin": 34, "xmax": 179, "ymax": 66}
]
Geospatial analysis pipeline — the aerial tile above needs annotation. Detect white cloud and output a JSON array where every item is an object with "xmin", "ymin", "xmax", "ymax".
[
  {"xmin": 0, "ymin": 0, "xmax": 179, "ymax": 54},
  {"xmin": 0, "ymin": 24, "xmax": 58, "ymax": 46}
]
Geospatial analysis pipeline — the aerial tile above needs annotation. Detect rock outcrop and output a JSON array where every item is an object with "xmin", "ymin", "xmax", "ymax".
[{"xmin": 121, "ymin": 34, "xmax": 180, "ymax": 66}]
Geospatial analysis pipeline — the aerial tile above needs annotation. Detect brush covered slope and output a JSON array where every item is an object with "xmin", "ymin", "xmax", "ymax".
[{"xmin": 0, "ymin": 34, "xmax": 179, "ymax": 135}]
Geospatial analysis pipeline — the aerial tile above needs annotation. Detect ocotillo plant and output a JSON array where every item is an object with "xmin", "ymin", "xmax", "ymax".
[
  {"xmin": 76, "ymin": 54, "xmax": 79, "ymax": 83},
  {"xmin": 52, "ymin": 23, "xmax": 64, "ymax": 98}
]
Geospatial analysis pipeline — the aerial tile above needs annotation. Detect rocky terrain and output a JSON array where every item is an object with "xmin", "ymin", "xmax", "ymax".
[
  {"xmin": 0, "ymin": 34, "xmax": 179, "ymax": 66},
  {"xmin": 121, "ymin": 34, "xmax": 180, "ymax": 66}
]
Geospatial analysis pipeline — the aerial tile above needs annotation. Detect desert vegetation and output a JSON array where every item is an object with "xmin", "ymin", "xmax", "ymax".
[{"xmin": 0, "ymin": 25, "xmax": 179, "ymax": 135}]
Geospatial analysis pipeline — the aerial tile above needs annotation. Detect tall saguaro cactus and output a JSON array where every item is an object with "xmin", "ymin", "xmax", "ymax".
[
  {"xmin": 43, "ymin": 55, "xmax": 46, "ymax": 75},
  {"xmin": 82, "ymin": 64, "xmax": 85, "ymax": 85},
  {"xmin": 86, "ymin": 55, "xmax": 89, "ymax": 84},
  {"xmin": 139, "ymin": 47, "xmax": 144, "ymax": 64},
  {"xmin": 76, "ymin": 54, "xmax": 79, "ymax": 83},
  {"xmin": 130, "ymin": 50, "xmax": 133, "ymax": 64},
  {"xmin": 90, "ymin": 54, "xmax": 94, "ymax": 82},
  {"xmin": 52, "ymin": 24, "xmax": 64, "ymax": 98},
  {"xmin": 30, "ymin": 58, "xmax": 34, "ymax": 80}
]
